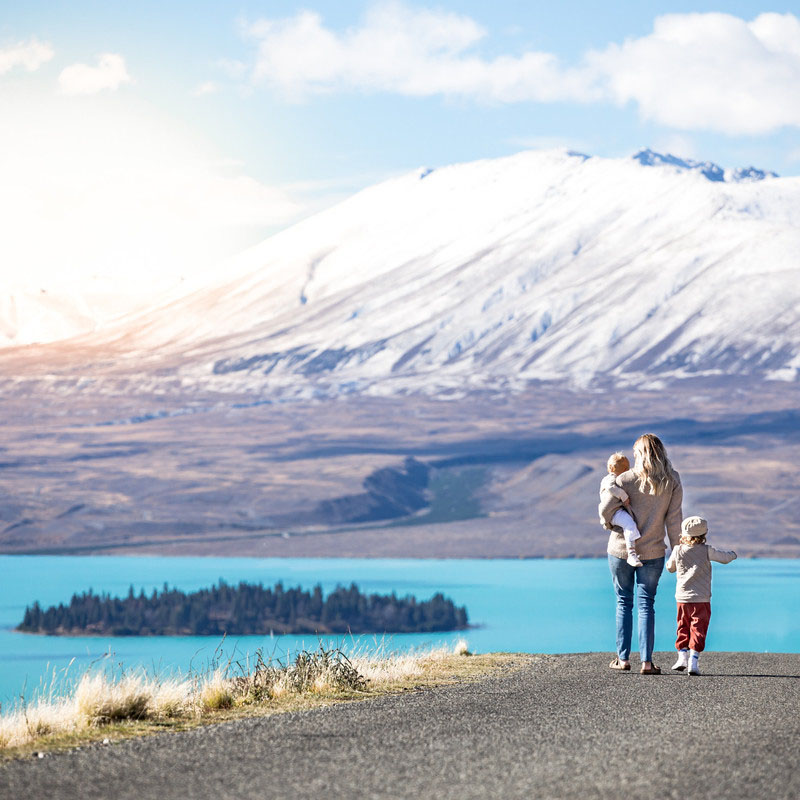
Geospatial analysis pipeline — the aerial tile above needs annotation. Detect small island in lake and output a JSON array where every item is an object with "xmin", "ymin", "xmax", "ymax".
[{"xmin": 17, "ymin": 581, "xmax": 469, "ymax": 636}]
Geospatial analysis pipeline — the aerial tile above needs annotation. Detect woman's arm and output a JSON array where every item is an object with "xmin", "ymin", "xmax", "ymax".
[
  {"xmin": 606, "ymin": 485, "xmax": 629, "ymax": 502},
  {"xmin": 664, "ymin": 474, "xmax": 683, "ymax": 548},
  {"xmin": 598, "ymin": 490, "xmax": 624, "ymax": 528}
]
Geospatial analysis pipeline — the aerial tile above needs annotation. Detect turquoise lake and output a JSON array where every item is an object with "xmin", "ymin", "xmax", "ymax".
[{"xmin": 1, "ymin": 555, "xmax": 798, "ymax": 705}]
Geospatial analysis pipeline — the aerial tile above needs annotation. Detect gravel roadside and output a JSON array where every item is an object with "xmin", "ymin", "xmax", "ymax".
[{"xmin": 2, "ymin": 652, "xmax": 798, "ymax": 800}]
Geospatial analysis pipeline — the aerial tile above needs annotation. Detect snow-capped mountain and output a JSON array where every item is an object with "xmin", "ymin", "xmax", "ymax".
[
  {"xmin": 9, "ymin": 149, "xmax": 800, "ymax": 395},
  {"xmin": 0, "ymin": 281, "xmax": 154, "ymax": 348},
  {"xmin": 631, "ymin": 148, "xmax": 779, "ymax": 183}
]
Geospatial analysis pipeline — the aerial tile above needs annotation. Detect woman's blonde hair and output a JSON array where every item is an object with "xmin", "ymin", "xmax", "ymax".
[
  {"xmin": 633, "ymin": 433, "xmax": 674, "ymax": 496},
  {"xmin": 680, "ymin": 532, "xmax": 706, "ymax": 546}
]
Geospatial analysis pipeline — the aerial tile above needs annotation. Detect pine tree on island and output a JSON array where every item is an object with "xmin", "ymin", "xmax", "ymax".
[{"xmin": 17, "ymin": 581, "xmax": 469, "ymax": 636}]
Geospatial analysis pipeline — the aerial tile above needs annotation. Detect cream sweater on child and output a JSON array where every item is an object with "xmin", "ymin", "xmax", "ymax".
[{"xmin": 666, "ymin": 543, "xmax": 737, "ymax": 603}]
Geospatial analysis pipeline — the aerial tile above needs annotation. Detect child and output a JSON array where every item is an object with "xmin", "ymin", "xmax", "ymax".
[
  {"xmin": 666, "ymin": 516, "xmax": 737, "ymax": 676},
  {"xmin": 599, "ymin": 452, "xmax": 642, "ymax": 567}
]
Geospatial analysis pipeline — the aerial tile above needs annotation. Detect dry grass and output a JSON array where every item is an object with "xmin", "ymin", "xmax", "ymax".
[
  {"xmin": 0, "ymin": 642, "xmax": 531, "ymax": 761},
  {"xmin": 199, "ymin": 671, "xmax": 234, "ymax": 712}
]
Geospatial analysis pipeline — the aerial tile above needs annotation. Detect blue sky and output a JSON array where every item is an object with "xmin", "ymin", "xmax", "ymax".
[{"xmin": 1, "ymin": 2, "xmax": 799, "ymax": 290}]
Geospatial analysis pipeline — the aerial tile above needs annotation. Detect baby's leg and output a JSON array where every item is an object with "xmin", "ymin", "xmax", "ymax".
[
  {"xmin": 611, "ymin": 508, "xmax": 640, "ymax": 547},
  {"xmin": 613, "ymin": 508, "xmax": 642, "ymax": 567}
]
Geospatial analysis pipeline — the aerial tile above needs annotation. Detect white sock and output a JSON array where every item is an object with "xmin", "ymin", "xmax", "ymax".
[
  {"xmin": 672, "ymin": 649, "xmax": 689, "ymax": 670},
  {"xmin": 689, "ymin": 650, "xmax": 700, "ymax": 666}
]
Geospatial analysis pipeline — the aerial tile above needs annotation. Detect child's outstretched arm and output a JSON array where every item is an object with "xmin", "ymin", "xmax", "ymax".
[{"xmin": 708, "ymin": 546, "xmax": 737, "ymax": 564}]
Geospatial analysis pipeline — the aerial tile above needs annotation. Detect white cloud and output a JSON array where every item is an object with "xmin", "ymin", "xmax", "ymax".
[
  {"xmin": 590, "ymin": 12, "xmax": 800, "ymax": 134},
  {"xmin": 242, "ymin": 3, "xmax": 593, "ymax": 103},
  {"xmin": 0, "ymin": 37, "xmax": 54, "ymax": 75},
  {"xmin": 240, "ymin": 4, "xmax": 800, "ymax": 134},
  {"xmin": 58, "ymin": 53, "xmax": 132, "ymax": 95}
]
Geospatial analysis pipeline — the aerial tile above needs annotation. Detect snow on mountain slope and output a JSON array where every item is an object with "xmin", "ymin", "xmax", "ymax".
[
  {"xmin": 0, "ymin": 280, "xmax": 169, "ymax": 348},
  {"xmin": 21, "ymin": 149, "xmax": 800, "ymax": 395}
]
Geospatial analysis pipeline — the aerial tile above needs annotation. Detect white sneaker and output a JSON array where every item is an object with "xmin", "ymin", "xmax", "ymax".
[
  {"xmin": 626, "ymin": 551, "xmax": 643, "ymax": 567},
  {"xmin": 672, "ymin": 651, "xmax": 689, "ymax": 671},
  {"xmin": 688, "ymin": 656, "xmax": 701, "ymax": 676}
]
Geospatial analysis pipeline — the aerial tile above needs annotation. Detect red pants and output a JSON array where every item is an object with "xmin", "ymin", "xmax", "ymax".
[{"xmin": 675, "ymin": 602, "xmax": 711, "ymax": 652}]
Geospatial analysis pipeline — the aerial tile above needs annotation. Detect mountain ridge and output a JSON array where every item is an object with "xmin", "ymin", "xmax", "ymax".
[
  {"xmin": 631, "ymin": 147, "xmax": 779, "ymax": 183},
  {"xmin": 3, "ymin": 148, "xmax": 799, "ymax": 397}
]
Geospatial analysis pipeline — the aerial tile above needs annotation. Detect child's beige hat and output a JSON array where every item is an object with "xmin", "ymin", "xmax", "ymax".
[{"xmin": 681, "ymin": 516, "xmax": 708, "ymax": 536}]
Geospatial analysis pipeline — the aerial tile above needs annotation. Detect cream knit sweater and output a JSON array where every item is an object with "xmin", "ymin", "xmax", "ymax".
[
  {"xmin": 599, "ymin": 469, "xmax": 683, "ymax": 561},
  {"xmin": 666, "ymin": 543, "xmax": 737, "ymax": 603}
]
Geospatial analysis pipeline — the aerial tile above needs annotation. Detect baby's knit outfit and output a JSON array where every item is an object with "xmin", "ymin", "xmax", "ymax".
[{"xmin": 598, "ymin": 474, "xmax": 640, "ymax": 548}]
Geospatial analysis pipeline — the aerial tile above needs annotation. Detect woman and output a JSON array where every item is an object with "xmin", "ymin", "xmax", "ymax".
[{"xmin": 599, "ymin": 433, "xmax": 683, "ymax": 674}]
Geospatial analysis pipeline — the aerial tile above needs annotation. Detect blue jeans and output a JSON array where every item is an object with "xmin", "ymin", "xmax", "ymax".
[{"xmin": 608, "ymin": 554, "xmax": 664, "ymax": 662}]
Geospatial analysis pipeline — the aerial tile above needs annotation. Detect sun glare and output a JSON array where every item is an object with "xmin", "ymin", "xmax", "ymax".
[{"xmin": 0, "ymin": 87, "xmax": 297, "ymax": 319}]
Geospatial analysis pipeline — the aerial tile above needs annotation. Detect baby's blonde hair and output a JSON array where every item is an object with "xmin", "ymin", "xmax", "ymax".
[
  {"xmin": 607, "ymin": 452, "xmax": 630, "ymax": 475},
  {"xmin": 679, "ymin": 532, "xmax": 707, "ymax": 546}
]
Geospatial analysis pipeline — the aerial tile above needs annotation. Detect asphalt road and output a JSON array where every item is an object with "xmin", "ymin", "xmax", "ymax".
[{"xmin": 3, "ymin": 652, "xmax": 799, "ymax": 800}]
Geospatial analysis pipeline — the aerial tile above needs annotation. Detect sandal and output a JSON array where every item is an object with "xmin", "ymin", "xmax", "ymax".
[
  {"xmin": 609, "ymin": 657, "xmax": 630, "ymax": 671},
  {"xmin": 640, "ymin": 663, "xmax": 662, "ymax": 675}
]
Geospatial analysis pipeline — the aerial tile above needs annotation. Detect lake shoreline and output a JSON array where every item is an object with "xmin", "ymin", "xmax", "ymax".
[
  {"xmin": 2, "ymin": 548, "xmax": 796, "ymax": 559},
  {"xmin": 2, "ymin": 555, "xmax": 798, "ymax": 706}
]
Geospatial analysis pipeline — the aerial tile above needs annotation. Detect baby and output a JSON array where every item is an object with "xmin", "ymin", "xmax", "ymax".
[
  {"xmin": 667, "ymin": 516, "xmax": 736, "ymax": 676},
  {"xmin": 599, "ymin": 452, "xmax": 642, "ymax": 567}
]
